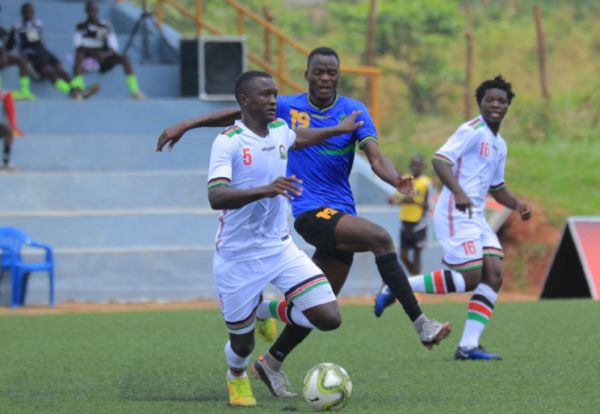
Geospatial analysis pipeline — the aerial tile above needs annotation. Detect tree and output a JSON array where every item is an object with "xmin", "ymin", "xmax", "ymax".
[{"xmin": 374, "ymin": 0, "xmax": 462, "ymax": 113}]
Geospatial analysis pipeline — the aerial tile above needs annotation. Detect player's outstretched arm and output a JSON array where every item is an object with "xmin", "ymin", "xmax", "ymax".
[
  {"xmin": 292, "ymin": 111, "xmax": 363, "ymax": 149},
  {"xmin": 432, "ymin": 158, "xmax": 474, "ymax": 218},
  {"xmin": 155, "ymin": 107, "xmax": 241, "ymax": 152},
  {"xmin": 362, "ymin": 141, "xmax": 414, "ymax": 195},
  {"xmin": 208, "ymin": 176, "xmax": 303, "ymax": 210},
  {"xmin": 490, "ymin": 187, "xmax": 532, "ymax": 221}
]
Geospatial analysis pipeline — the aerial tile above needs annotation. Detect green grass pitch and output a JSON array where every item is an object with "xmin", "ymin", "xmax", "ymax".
[{"xmin": 1, "ymin": 300, "xmax": 599, "ymax": 413}]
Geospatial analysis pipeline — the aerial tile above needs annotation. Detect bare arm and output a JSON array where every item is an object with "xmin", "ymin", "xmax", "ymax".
[
  {"xmin": 490, "ymin": 187, "xmax": 532, "ymax": 220},
  {"xmin": 292, "ymin": 111, "xmax": 363, "ymax": 149},
  {"xmin": 432, "ymin": 158, "xmax": 473, "ymax": 218},
  {"xmin": 362, "ymin": 141, "xmax": 413, "ymax": 195},
  {"xmin": 208, "ymin": 176, "xmax": 303, "ymax": 210},
  {"xmin": 156, "ymin": 107, "xmax": 241, "ymax": 152}
]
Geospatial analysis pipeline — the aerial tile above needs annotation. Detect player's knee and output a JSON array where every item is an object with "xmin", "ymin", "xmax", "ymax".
[
  {"xmin": 367, "ymin": 227, "xmax": 394, "ymax": 254},
  {"xmin": 314, "ymin": 312, "xmax": 341, "ymax": 331},
  {"xmin": 485, "ymin": 272, "xmax": 503, "ymax": 291},
  {"xmin": 462, "ymin": 269, "xmax": 482, "ymax": 290}
]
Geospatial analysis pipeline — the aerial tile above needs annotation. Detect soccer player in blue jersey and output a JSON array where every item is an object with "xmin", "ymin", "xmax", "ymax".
[{"xmin": 157, "ymin": 47, "xmax": 451, "ymax": 397}]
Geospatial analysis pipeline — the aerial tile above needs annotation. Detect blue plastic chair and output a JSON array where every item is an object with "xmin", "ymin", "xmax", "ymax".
[{"xmin": 0, "ymin": 227, "xmax": 55, "ymax": 309}]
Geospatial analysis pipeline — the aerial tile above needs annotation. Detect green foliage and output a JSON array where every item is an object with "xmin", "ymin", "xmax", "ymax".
[
  {"xmin": 328, "ymin": 0, "xmax": 463, "ymax": 113},
  {"xmin": 2, "ymin": 302, "xmax": 600, "ymax": 413},
  {"xmin": 134, "ymin": 0, "xmax": 599, "ymax": 219}
]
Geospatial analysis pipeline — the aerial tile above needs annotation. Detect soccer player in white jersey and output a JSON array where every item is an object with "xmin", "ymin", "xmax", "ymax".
[
  {"xmin": 207, "ymin": 71, "xmax": 362, "ymax": 406},
  {"xmin": 376, "ymin": 75, "xmax": 532, "ymax": 360}
]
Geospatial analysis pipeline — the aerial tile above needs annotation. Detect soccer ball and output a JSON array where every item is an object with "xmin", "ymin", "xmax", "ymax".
[{"xmin": 303, "ymin": 362, "xmax": 352, "ymax": 411}]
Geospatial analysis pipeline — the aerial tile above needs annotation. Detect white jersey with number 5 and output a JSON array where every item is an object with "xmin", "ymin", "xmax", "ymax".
[
  {"xmin": 208, "ymin": 119, "xmax": 296, "ymax": 260},
  {"xmin": 433, "ymin": 116, "xmax": 507, "ymax": 239}
]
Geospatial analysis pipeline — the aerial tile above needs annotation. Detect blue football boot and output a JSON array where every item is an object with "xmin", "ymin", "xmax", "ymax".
[
  {"xmin": 455, "ymin": 345, "xmax": 502, "ymax": 360},
  {"xmin": 373, "ymin": 284, "xmax": 395, "ymax": 317}
]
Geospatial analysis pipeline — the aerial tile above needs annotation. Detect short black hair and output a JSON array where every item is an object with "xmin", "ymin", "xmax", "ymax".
[
  {"xmin": 234, "ymin": 70, "xmax": 272, "ymax": 104},
  {"xmin": 21, "ymin": 2, "xmax": 33, "ymax": 14},
  {"xmin": 475, "ymin": 75, "xmax": 515, "ymax": 105},
  {"xmin": 411, "ymin": 154, "xmax": 424, "ymax": 163},
  {"xmin": 307, "ymin": 47, "xmax": 340, "ymax": 68}
]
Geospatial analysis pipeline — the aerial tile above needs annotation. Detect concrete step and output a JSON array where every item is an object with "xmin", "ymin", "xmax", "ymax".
[
  {"xmin": 0, "ymin": 246, "xmax": 216, "ymax": 304},
  {"xmin": 14, "ymin": 99, "xmax": 233, "ymax": 134},
  {"xmin": 0, "ymin": 206, "xmax": 415, "ymax": 249},
  {"xmin": 0, "ymin": 209, "xmax": 221, "ymax": 249},
  {"xmin": 10, "ymin": 132, "xmax": 215, "ymax": 171},
  {"xmin": 5, "ymin": 244, "xmax": 445, "ymax": 304},
  {"xmin": 0, "ymin": 170, "xmax": 210, "ymax": 210}
]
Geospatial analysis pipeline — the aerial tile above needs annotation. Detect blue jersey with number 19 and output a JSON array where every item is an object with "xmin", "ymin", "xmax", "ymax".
[{"xmin": 276, "ymin": 93, "xmax": 377, "ymax": 218}]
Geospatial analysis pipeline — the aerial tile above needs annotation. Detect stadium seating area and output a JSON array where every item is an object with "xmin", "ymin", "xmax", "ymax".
[{"xmin": 0, "ymin": 0, "xmax": 441, "ymax": 305}]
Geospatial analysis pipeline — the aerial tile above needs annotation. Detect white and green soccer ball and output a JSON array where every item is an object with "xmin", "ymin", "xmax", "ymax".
[{"xmin": 303, "ymin": 362, "xmax": 352, "ymax": 411}]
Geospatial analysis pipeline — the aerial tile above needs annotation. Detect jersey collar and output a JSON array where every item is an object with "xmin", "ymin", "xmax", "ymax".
[{"xmin": 306, "ymin": 93, "xmax": 339, "ymax": 113}]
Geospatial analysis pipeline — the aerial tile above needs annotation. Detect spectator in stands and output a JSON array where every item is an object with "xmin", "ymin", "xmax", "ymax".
[
  {"xmin": 0, "ymin": 26, "xmax": 35, "ymax": 100},
  {"xmin": 73, "ymin": 1, "xmax": 146, "ymax": 100},
  {"xmin": 7, "ymin": 2, "xmax": 100, "ymax": 100}
]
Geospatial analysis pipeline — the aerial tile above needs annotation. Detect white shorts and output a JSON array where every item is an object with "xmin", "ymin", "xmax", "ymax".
[
  {"xmin": 437, "ymin": 220, "xmax": 503, "ymax": 272},
  {"xmin": 213, "ymin": 242, "xmax": 335, "ymax": 334}
]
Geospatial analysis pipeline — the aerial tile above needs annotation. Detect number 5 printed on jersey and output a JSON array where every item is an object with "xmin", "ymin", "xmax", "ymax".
[{"xmin": 243, "ymin": 148, "xmax": 252, "ymax": 166}]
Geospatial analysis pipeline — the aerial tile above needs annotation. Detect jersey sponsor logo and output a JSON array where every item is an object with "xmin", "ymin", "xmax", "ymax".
[
  {"xmin": 262, "ymin": 145, "xmax": 275, "ymax": 152},
  {"xmin": 279, "ymin": 144, "xmax": 287, "ymax": 160}
]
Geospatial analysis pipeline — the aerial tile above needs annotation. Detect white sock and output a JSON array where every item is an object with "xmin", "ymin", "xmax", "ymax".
[
  {"xmin": 288, "ymin": 306, "xmax": 316, "ymax": 329},
  {"xmin": 224, "ymin": 341, "xmax": 250, "ymax": 373},
  {"xmin": 409, "ymin": 270, "xmax": 466, "ymax": 293},
  {"xmin": 458, "ymin": 283, "xmax": 498, "ymax": 349},
  {"xmin": 256, "ymin": 300, "xmax": 272, "ymax": 320},
  {"xmin": 256, "ymin": 300, "xmax": 316, "ymax": 329}
]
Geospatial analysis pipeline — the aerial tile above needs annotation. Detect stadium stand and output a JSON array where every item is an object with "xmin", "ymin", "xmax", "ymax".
[{"xmin": 0, "ymin": 0, "xmax": 445, "ymax": 304}]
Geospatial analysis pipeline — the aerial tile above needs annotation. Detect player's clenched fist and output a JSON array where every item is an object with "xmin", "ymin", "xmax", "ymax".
[{"xmin": 517, "ymin": 202, "xmax": 532, "ymax": 221}]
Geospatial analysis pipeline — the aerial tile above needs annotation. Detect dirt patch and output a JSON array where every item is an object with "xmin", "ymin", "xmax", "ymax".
[
  {"xmin": 0, "ymin": 292, "xmax": 538, "ymax": 316},
  {"xmin": 499, "ymin": 201, "xmax": 561, "ymax": 294}
]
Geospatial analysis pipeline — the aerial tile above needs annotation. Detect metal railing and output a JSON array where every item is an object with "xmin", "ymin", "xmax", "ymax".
[{"xmin": 156, "ymin": 0, "xmax": 381, "ymax": 126}]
